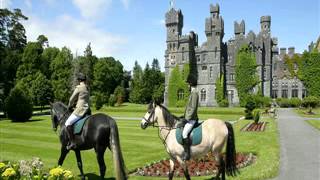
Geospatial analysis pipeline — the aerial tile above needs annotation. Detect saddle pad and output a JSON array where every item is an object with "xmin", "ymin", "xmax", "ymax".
[
  {"xmin": 176, "ymin": 123, "xmax": 203, "ymax": 146},
  {"xmin": 73, "ymin": 116, "xmax": 90, "ymax": 134}
]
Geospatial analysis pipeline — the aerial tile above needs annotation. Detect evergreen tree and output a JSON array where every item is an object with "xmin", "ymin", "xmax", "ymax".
[
  {"xmin": 50, "ymin": 47, "xmax": 73, "ymax": 103},
  {"xmin": 129, "ymin": 61, "xmax": 144, "ymax": 103},
  {"xmin": 93, "ymin": 57, "xmax": 123, "ymax": 108},
  {"xmin": 41, "ymin": 47, "xmax": 60, "ymax": 79},
  {"xmin": 31, "ymin": 72, "xmax": 53, "ymax": 109},
  {"xmin": 16, "ymin": 42, "xmax": 43, "ymax": 79}
]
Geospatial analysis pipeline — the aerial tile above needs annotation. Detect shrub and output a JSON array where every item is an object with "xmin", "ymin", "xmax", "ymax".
[
  {"xmin": 244, "ymin": 98, "xmax": 256, "ymax": 119},
  {"xmin": 4, "ymin": 87, "xmax": 33, "ymax": 122},
  {"xmin": 218, "ymin": 99, "xmax": 229, "ymax": 107},
  {"xmin": 176, "ymin": 100, "xmax": 186, "ymax": 108},
  {"xmin": 253, "ymin": 109, "xmax": 260, "ymax": 124},
  {"xmin": 302, "ymin": 96, "xmax": 319, "ymax": 113},
  {"xmin": 114, "ymin": 86, "xmax": 125, "ymax": 106},
  {"xmin": 93, "ymin": 93, "xmax": 108, "ymax": 110},
  {"xmin": 290, "ymin": 98, "xmax": 302, "ymax": 107},
  {"xmin": 108, "ymin": 94, "xmax": 117, "ymax": 107}
]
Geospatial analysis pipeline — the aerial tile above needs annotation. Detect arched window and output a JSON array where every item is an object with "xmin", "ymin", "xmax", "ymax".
[
  {"xmin": 201, "ymin": 89, "xmax": 206, "ymax": 102},
  {"xmin": 177, "ymin": 89, "xmax": 184, "ymax": 100}
]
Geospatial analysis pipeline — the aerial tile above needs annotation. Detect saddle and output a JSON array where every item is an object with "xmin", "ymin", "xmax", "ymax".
[
  {"xmin": 71, "ymin": 109, "xmax": 92, "ymax": 135},
  {"xmin": 176, "ymin": 121, "xmax": 203, "ymax": 146}
]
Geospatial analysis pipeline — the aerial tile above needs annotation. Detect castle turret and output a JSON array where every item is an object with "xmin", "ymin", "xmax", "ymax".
[
  {"xmin": 205, "ymin": 3, "xmax": 224, "ymax": 50},
  {"xmin": 165, "ymin": 8, "xmax": 183, "ymax": 41},
  {"xmin": 260, "ymin": 16, "xmax": 271, "ymax": 32},
  {"xmin": 234, "ymin": 20, "xmax": 245, "ymax": 36}
]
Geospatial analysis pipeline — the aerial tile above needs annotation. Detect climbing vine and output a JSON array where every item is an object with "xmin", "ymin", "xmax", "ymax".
[
  {"xmin": 215, "ymin": 73, "xmax": 228, "ymax": 107},
  {"xmin": 235, "ymin": 45, "xmax": 260, "ymax": 106},
  {"xmin": 168, "ymin": 64, "xmax": 190, "ymax": 107}
]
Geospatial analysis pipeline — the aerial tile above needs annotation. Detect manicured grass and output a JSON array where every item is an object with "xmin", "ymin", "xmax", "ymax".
[
  {"xmin": 0, "ymin": 109, "xmax": 279, "ymax": 180},
  {"xmin": 294, "ymin": 108, "xmax": 320, "ymax": 118},
  {"xmin": 305, "ymin": 120, "xmax": 320, "ymax": 130},
  {"xmin": 100, "ymin": 103, "xmax": 245, "ymax": 115}
]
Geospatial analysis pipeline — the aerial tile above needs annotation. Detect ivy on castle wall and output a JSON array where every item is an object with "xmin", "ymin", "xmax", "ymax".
[
  {"xmin": 168, "ymin": 64, "xmax": 190, "ymax": 107},
  {"xmin": 299, "ymin": 49, "xmax": 320, "ymax": 97},
  {"xmin": 215, "ymin": 73, "xmax": 228, "ymax": 107},
  {"xmin": 284, "ymin": 54, "xmax": 303, "ymax": 78},
  {"xmin": 235, "ymin": 45, "xmax": 260, "ymax": 106}
]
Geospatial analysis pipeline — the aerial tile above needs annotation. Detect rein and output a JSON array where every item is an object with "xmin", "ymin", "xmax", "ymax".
[{"xmin": 144, "ymin": 106, "xmax": 178, "ymax": 153}]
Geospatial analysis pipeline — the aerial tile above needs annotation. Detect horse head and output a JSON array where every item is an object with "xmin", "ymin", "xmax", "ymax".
[
  {"xmin": 50, "ymin": 102, "xmax": 68, "ymax": 132},
  {"xmin": 141, "ymin": 101, "xmax": 158, "ymax": 129}
]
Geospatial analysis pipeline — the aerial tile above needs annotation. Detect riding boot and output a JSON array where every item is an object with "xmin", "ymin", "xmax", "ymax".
[
  {"xmin": 182, "ymin": 138, "xmax": 191, "ymax": 161},
  {"xmin": 66, "ymin": 126, "xmax": 77, "ymax": 150}
]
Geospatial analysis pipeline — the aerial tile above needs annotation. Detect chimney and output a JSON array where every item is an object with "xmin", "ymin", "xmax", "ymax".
[
  {"xmin": 280, "ymin": 48, "xmax": 286, "ymax": 56},
  {"xmin": 288, "ymin": 47, "xmax": 295, "ymax": 56}
]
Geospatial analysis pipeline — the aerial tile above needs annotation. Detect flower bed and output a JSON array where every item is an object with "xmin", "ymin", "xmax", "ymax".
[
  {"xmin": 241, "ymin": 122, "xmax": 268, "ymax": 132},
  {"xmin": 133, "ymin": 153, "xmax": 256, "ymax": 177},
  {"xmin": 0, "ymin": 158, "xmax": 74, "ymax": 180}
]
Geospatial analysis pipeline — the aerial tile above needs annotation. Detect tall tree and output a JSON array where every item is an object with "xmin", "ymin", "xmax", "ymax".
[
  {"xmin": 50, "ymin": 47, "xmax": 73, "ymax": 103},
  {"xmin": 93, "ymin": 57, "xmax": 123, "ymax": 108},
  {"xmin": 72, "ymin": 43, "xmax": 97, "ymax": 89},
  {"xmin": 41, "ymin": 47, "xmax": 60, "ymax": 79},
  {"xmin": 37, "ymin": 34, "xmax": 48, "ymax": 48},
  {"xmin": 16, "ymin": 42, "xmax": 43, "ymax": 79},
  {"xmin": 129, "ymin": 61, "xmax": 144, "ymax": 103},
  {"xmin": 31, "ymin": 72, "xmax": 53, "ymax": 109}
]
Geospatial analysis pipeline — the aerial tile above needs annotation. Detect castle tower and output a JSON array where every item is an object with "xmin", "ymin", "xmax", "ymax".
[
  {"xmin": 205, "ymin": 3, "xmax": 224, "ymax": 51},
  {"xmin": 260, "ymin": 16, "xmax": 271, "ymax": 33},
  {"xmin": 234, "ymin": 20, "xmax": 245, "ymax": 38}
]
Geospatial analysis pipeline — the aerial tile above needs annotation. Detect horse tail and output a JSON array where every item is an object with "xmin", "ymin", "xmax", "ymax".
[
  {"xmin": 109, "ymin": 119, "xmax": 127, "ymax": 180},
  {"xmin": 225, "ymin": 121, "xmax": 238, "ymax": 176}
]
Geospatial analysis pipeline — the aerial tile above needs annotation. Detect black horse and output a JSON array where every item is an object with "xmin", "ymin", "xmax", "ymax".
[{"xmin": 50, "ymin": 102, "xmax": 127, "ymax": 180}]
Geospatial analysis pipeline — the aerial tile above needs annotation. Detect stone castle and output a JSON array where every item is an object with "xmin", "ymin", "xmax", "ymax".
[{"xmin": 164, "ymin": 3, "xmax": 306, "ymax": 107}]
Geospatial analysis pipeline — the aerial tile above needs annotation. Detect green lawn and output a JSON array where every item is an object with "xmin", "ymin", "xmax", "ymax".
[
  {"xmin": 294, "ymin": 108, "xmax": 320, "ymax": 118},
  {"xmin": 0, "ymin": 107, "xmax": 279, "ymax": 180},
  {"xmin": 305, "ymin": 120, "xmax": 320, "ymax": 130}
]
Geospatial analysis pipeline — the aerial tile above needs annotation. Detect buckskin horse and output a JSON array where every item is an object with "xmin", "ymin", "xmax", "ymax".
[
  {"xmin": 141, "ymin": 102, "xmax": 238, "ymax": 180},
  {"xmin": 50, "ymin": 102, "xmax": 127, "ymax": 180}
]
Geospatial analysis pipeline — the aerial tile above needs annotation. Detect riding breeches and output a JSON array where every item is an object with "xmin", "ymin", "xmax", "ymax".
[
  {"xmin": 65, "ymin": 113, "xmax": 81, "ymax": 126},
  {"xmin": 182, "ymin": 120, "xmax": 196, "ymax": 138}
]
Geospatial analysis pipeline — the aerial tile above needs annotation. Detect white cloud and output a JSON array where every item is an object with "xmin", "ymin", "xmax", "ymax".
[
  {"xmin": 0, "ymin": 0, "xmax": 11, "ymax": 9},
  {"xmin": 23, "ymin": 14, "xmax": 128, "ymax": 57},
  {"xmin": 120, "ymin": 0, "xmax": 130, "ymax": 10},
  {"xmin": 72, "ymin": 0, "xmax": 112, "ymax": 19}
]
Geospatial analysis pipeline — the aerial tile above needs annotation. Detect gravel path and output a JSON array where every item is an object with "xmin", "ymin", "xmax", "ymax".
[{"xmin": 270, "ymin": 108, "xmax": 320, "ymax": 180}]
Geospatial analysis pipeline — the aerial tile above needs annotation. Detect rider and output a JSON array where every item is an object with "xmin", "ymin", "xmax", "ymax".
[
  {"xmin": 182, "ymin": 74, "xmax": 199, "ymax": 161},
  {"xmin": 65, "ymin": 73, "xmax": 90, "ymax": 150}
]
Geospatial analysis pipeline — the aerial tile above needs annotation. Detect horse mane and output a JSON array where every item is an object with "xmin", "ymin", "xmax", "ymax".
[
  {"xmin": 158, "ymin": 104, "xmax": 179, "ymax": 128},
  {"xmin": 53, "ymin": 101, "xmax": 67, "ymax": 114}
]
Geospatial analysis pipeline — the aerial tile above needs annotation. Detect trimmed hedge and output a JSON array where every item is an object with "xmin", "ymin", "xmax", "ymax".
[
  {"xmin": 276, "ymin": 98, "xmax": 302, "ymax": 108},
  {"xmin": 4, "ymin": 87, "xmax": 33, "ymax": 122}
]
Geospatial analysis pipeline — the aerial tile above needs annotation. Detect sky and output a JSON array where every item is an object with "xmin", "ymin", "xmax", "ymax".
[{"xmin": 2, "ymin": 0, "xmax": 319, "ymax": 71}]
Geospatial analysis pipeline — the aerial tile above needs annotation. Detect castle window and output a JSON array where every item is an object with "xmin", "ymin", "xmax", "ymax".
[
  {"xmin": 302, "ymin": 89, "xmax": 307, "ymax": 98},
  {"xmin": 292, "ymin": 89, "xmax": 298, "ymax": 98},
  {"xmin": 200, "ymin": 89, "xmax": 206, "ymax": 102},
  {"xmin": 230, "ymin": 73, "xmax": 235, "ymax": 81},
  {"xmin": 216, "ymin": 32, "xmax": 220, "ymax": 36},
  {"xmin": 271, "ymin": 90, "xmax": 278, "ymax": 99},
  {"xmin": 209, "ymin": 66, "xmax": 213, "ymax": 78},
  {"xmin": 173, "ymin": 43, "xmax": 176, "ymax": 50},
  {"xmin": 202, "ymin": 66, "xmax": 207, "ymax": 70},
  {"xmin": 282, "ymin": 90, "xmax": 288, "ymax": 98},
  {"xmin": 196, "ymin": 55, "xmax": 201, "ymax": 62},
  {"xmin": 177, "ymin": 89, "xmax": 184, "ymax": 100},
  {"xmin": 182, "ymin": 53, "xmax": 184, "ymax": 61}
]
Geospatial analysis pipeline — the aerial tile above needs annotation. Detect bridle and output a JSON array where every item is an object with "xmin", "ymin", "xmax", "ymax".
[{"xmin": 142, "ymin": 107, "xmax": 156, "ymax": 127}]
